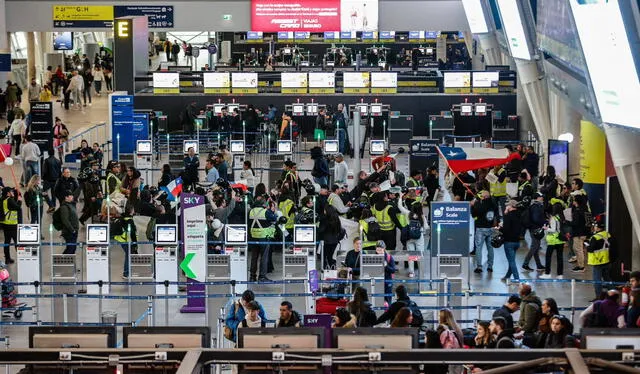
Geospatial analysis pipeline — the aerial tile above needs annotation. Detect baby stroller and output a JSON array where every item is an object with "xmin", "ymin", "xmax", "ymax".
[{"xmin": 0, "ymin": 264, "xmax": 27, "ymax": 319}]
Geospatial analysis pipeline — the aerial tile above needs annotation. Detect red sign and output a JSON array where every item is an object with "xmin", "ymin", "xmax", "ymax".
[{"xmin": 251, "ymin": 0, "xmax": 340, "ymax": 32}]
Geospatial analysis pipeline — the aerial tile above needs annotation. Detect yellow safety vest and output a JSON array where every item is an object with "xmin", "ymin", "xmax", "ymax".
[
  {"xmin": 545, "ymin": 215, "xmax": 566, "ymax": 245},
  {"xmin": 588, "ymin": 231, "xmax": 611, "ymax": 266},
  {"xmin": 114, "ymin": 217, "xmax": 133, "ymax": 243},
  {"xmin": 107, "ymin": 173, "xmax": 122, "ymax": 196},
  {"xmin": 549, "ymin": 198, "xmax": 567, "ymax": 209},
  {"xmin": 489, "ymin": 169, "xmax": 507, "ymax": 197},
  {"xmin": 407, "ymin": 178, "xmax": 421, "ymax": 188},
  {"xmin": 359, "ymin": 220, "xmax": 378, "ymax": 248},
  {"xmin": 518, "ymin": 181, "xmax": 531, "ymax": 194},
  {"xmin": 278, "ymin": 199, "xmax": 295, "ymax": 229},
  {"xmin": 249, "ymin": 208, "xmax": 276, "ymax": 239},
  {"xmin": 1, "ymin": 199, "xmax": 17, "ymax": 225},
  {"xmin": 396, "ymin": 212, "xmax": 408, "ymax": 228},
  {"xmin": 372, "ymin": 205, "xmax": 394, "ymax": 231}
]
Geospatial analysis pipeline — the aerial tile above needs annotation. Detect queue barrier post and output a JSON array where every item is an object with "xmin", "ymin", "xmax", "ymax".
[
  {"xmin": 571, "ymin": 278, "xmax": 576, "ymax": 327},
  {"xmin": 147, "ymin": 295, "xmax": 154, "ymax": 327},
  {"xmin": 164, "ymin": 280, "xmax": 170, "ymax": 327},
  {"xmin": 4, "ymin": 335, "xmax": 9, "ymax": 374},
  {"xmin": 33, "ymin": 281, "xmax": 40, "ymax": 324}
]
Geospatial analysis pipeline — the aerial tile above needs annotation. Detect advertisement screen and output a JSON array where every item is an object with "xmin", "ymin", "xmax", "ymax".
[
  {"xmin": 341, "ymin": 0, "xmax": 379, "ymax": 31},
  {"xmin": 251, "ymin": 0, "xmax": 340, "ymax": 32},
  {"xmin": 308, "ymin": 72, "xmax": 335, "ymax": 88},
  {"xmin": 203, "ymin": 72, "xmax": 230, "ymax": 88},
  {"xmin": 496, "ymin": 0, "xmax": 532, "ymax": 60},
  {"xmin": 231, "ymin": 72, "xmax": 258, "ymax": 88},
  {"xmin": 53, "ymin": 32, "xmax": 73, "ymax": 50},
  {"xmin": 472, "ymin": 71, "xmax": 499, "ymax": 87},
  {"xmin": 570, "ymin": 0, "xmax": 640, "ymax": 129},
  {"xmin": 443, "ymin": 72, "xmax": 471, "ymax": 88},
  {"xmin": 153, "ymin": 72, "xmax": 179, "ymax": 88},
  {"xmin": 343, "ymin": 72, "xmax": 370, "ymax": 88},
  {"xmin": 548, "ymin": 139, "xmax": 569, "ymax": 182},
  {"xmin": 462, "ymin": 0, "xmax": 489, "ymax": 34},
  {"xmin": 281, "ymin": 72, "xmax": 308, "ymax": 88},
  {"xmin": 371, "ymin": 72, "xmax": 397, "ymax": 88}
]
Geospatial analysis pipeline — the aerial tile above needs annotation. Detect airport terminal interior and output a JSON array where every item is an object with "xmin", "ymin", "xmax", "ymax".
[{"xmin": 0, "ymin": 0, "xmax": 639, "ymax": 373}]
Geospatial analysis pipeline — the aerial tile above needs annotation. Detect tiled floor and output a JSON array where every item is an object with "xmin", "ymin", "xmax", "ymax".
[{"xmin": 0, "ymin": 89, "xmax": 600, "ymax": 358}]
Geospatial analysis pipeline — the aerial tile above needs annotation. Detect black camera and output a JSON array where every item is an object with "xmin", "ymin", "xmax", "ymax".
[{"xmin": 301, "ymin": 179, "xmax": 317, "ymax": 195}]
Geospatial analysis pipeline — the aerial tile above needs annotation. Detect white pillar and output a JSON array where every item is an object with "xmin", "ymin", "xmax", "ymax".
[
  {"xmin": 548, "ymin": 91, "xmax": 581, "ymax": 175},
  {"xmin": 514, "ymin": 59, "xmax": 552, "ymax": 155},
  {"xmin": 477, "ymin": 33, "xmax": 502, "ymax": 66},
  {"xmin": 0, "ymin": 0, "xmax": 8, "ymax": 84}
]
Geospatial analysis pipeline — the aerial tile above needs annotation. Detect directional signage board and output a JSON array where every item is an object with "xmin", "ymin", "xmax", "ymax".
[
  {"xmin": 53, "ymin": 5, "xmax": 114, "ymax": 28},
  {"xmin": 430, "ymin": 201, "xmax": 471, "ymax": 256},
  {"xmin": 180, "ymin": 193, "xmax": 207, "ymax": 282},
  {"xmin": 114, "ymin": 5, "xmax": 174, "ymax": 28}
]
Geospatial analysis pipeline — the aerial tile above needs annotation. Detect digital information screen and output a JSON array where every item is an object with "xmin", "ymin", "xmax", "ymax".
[
  {"xmin": 294, "ymin": 225, "xmax": 316, "ymax": 244},
  {"xmin": 496, "ymin": 0, "xmax": 532, "ymax": 60},
  {"xmin": 358, "ymin": 104, "xmax": 369, "ymax": 114},
  {"xmin": 17, "ymin": 224, "xmax": 40, "ymax": 245},
  {"xmin": 548, "ymin": 139, "xmax": 569, "ymax": 182},
  {"xmin": 570, "ymin": 0, "xmax": 640, "ymax": 129},
  {"xmin": 475, "ymin": 104, "xmax": 487, "ymax": 114},
  {"xmin": 462, "ymin": 0, "xmax": 489, "ymax": 33},
  {"xmin": 278, "ymin": 140, "xmax": 292, "ymax": 154},
  {"xmin": 136, "ymin": 140, "xmax": 152, "ymax": 154},
  {"xmin": 152, "ymin": 72, "xmax": 179, "ymax": 88},
  {"xmin": 443, "ymin": 72, "xmax": 471, "ymax": 88},
  {"xmin": 308, "ymin": 72, "xmax": 335, "ymax": 92},
  {"xmin": 183, "ymin": 140, "xmax": 199, "ymax": 154},
  {"xmin": 87, "ymin": 225, "xmax": 109, "ymax": 245},
  {"xmin": 461, "ymin": 104, "xmax": 474, "ymax": 114},
  {"xmin": 370, "ymin": 104, "xmax": 382, "ymax": 114},
  {"xmin": 306, "ymin": 103, "xmax": 318, "ymax": 114},
  {"xmin": 155, "ymin": 225, "xmax": 178, "ymax": 245},
  {"xmin": 324, "ymin": 140, "xmax": 339, "ymax": 153},
  {"xmin": 230, "ymin": 140, "xmax": 246, "ymax": 153},
  {"xmin": 370, "ymin": 139, "xmax": 386, "ymax": 155},
  {"xmin": 340, "ymin": 0, "xmax": 379, "ymax": 32},
  {"xmin": 53, "ymin": 32, "xmax": 73, "ymax": 50},
  {"xmin": 251, "ymin": 0, "xmax": 340, "ymax": 32},
  {"xmin": 225, "ymin": 225, "xmax": 248, "ymax": 245},
  {"xmin": 292, "ymin": 104, "xmax": 305, "ymax": 115}
]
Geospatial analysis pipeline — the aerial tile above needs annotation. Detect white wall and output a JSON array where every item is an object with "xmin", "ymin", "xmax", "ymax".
[{"xmin": 6, "ymin": 0, "xmax": 468, "ymax": 32}]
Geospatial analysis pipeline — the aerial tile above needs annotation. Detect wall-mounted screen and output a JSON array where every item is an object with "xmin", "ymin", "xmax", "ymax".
[
  {"xmin": 153, "ymin": 72, "xmax": 179, "ymax": 88},
  {"xmin": 570, "ymin": 0, "xmax": 640, "ymax": 129},
  {"xmin": 343, "ymin": 72, "xmax": 370, "ymax": 88},
  {"xmin": 341, "ymin": 0, "xmax": 379, "ymax": 32},
  {"xmin": 462, "ymin": 0, "xmax": 489, "ymax": 34},
  {"xmin": 251, "ymin": 0, "xmax": 341, "ymax": 32},
  {"xmin": 443, "ymin": 72, "xmax": 471, "ymax": 88},
  {"xmin": 497, "ymin": 0, "xmax": 532, "ymax": 60},
  {"xmin": 231, "ymin": 72, "xmax": 258, "ymax": 88},
  {"xmin": 53, "ymin": 32, "xmax": 73, "ymax": 50},
  {"xmin": 281, "ymin": 72, "xmax": 308, "ymax": 88},
  {"xmin": 548, "ymin": 139, "xmax": 569, "ymax": 183},
  {"xmin": 308, "ymin": 72, "xmax": 335, "ymax": 88}
]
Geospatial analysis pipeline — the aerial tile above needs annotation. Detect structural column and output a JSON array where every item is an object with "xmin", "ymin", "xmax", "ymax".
[
  {"xmin": 514, "ymin": 59, "xmax": 552, "ymax": 156},
  {"xmin": 476, "ymin": 33, "xmax": 502, "ymax": 66},
  {"xmin": 26, "ymin": 32, "xmax": 35, "ymax": 80},
  {"xmin": 0, "ymin": 0, "xmax": 9, "ymax": 84}
]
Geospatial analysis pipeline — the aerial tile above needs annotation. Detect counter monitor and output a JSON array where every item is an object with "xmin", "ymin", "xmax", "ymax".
[
  {"xmin": 136, "ymin": 140, "xmax": 152, "ymax": 154},
  {"xmin": 278, "ymin": 140, "xmax": 292, "ymax": 154},
  {"xmin": 370, "ymin": 140, "xmax": 386, "ymax": 155},
  {"xmin": 86, "ymin": 225, "xmax": 109, "ymax": 245},
  {"xmin": 294, "ymin": 225, "xmax": 316, "ymax": 245},
  {"xmin": 155, "ymin": 225, "xmax": 178, "ymax": 245},
  {"xmin": 17, "ymin": 224, "xmax": 40, "ymax": 245},
  {"xmin": 324, "ymin": 140, "xmax": 339, "ymax": 154},
  {"xmin": 225, "ymin": 224, "xmax": 248, "ymax": 245},
  {"xmin": 230, "ymin": 140, "xmax": 245, "ymax": 154},
  {"xmin": 183, "ymin": 140, "xmax": 199, "ymax": 154}
]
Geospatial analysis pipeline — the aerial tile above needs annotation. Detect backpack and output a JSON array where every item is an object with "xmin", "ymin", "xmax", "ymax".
[
  {"xmin": 146, "ymin": 217, "xmax": 157, "ymax": 241},
  {"xmin": 110, "ymin": 217, "xmax": 125, "ymax": 237},
  {"xmin": 440, "ymin": 328, "xmax": 461, "ymax": 349},
  {"xmin": 584, "ymin": 301, "xmax": 610, "ymax": 328},
  {"xmin": 52, "ymin": 208, "xmax": 64, "ymax": 230},
  {"xmin": 408, "ymin": 219, "xmax": 422, "ymax": 240},
  {"xmin": 365, "ymin": 220, "xmax": 381, "ymax": 241},
  {"xmin": 402, "ymin": 300, "xmax": 425, "ymax": 327}
]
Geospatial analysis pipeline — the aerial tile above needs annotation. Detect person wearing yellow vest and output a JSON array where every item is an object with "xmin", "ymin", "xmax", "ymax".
[
  {"xmin": 0, "ymin": 187, "xmax": 21, "ymax": 263},
  {"xmin": 358, "ymin": 208, "xmax": 379, "ymax": 250},
  {"xmin": 540, "ymin": 204, "xmax": 567, "ymax": 279},
  {"xmin": 371, "ymin": 192, "xmax": 402, "ymax": 251},
  {"xmin": 489, "ymin": 165, "xmax": 508, "ymax": 212},
  {"xmin": 587, "ymin": 217, "xmax": 612, "ymax": 298},
  {"xmin": 113, "ymin": 204, "xmax": 137, "ymax": 278},
  {"xmin": 106, "ymin": 161, "xmax": 122, "ymax": 198},
  {"xmin": 517, "ymin": 172, "xmax": 534, "ymax": 201},
  {"xmin": 249, "ymin": 198, "xmax": 277, "ymax": 282},
  {"xmin": 277, "ymin": 189, "xmax": 296, "ymax": 236}
]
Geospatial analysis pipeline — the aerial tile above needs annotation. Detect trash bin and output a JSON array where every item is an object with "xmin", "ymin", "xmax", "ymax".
[{"xmin": 101, "ymin": 311, "xmax": 117, "ymax": 324}]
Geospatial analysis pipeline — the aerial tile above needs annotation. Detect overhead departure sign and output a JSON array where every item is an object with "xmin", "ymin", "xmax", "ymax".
[
  {"xmin": 53, "ymin": 5, "xmax": 114, "ymax": 28},
  {"xmin": 114, "ymin": 5, "xmax": 174, "ymax": 28}
]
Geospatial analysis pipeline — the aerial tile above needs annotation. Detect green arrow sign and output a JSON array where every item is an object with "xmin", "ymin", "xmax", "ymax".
[{"xmin": 180, "ymin": 252, "xmax": 197, "ymax": 279}]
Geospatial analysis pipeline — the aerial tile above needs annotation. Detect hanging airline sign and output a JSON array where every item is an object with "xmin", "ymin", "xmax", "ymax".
[
  {"xmin": 343, "ymin": 72, "xmax": 370, "ymax": 93},
  {"xmin": 425, "ymin": 31, "xmax": 439, "ymax": 42},
  {"xmin": 370, "ymin": 72, "xmax": 397, "ymax": 93},
  {"xmin": 203, "ymin": 72, "xmax": 231, "ymax": 94},
  {"xmin": 324, "ymin": 31, "xmax": 340, "ymax": 41},
  {"xmin": 278, "ymin": 31, "xmax": 294, "ymax": 43},
  {"xmin": 114, "ymin": 5, "xmax": 174, "ymax": 28},
  {"xmin": 361, "ymin": 31, "xmax": 377, "ymax": 42},
  {"xmin": 409, "ymin": 31, "xmax": 425, "ymax": 43},
  {"xmin": 232, "ymin": 72, "xmax": 259, "ymax": 94},
  {"xmin": 340, "ymin": 31, "xmax": 357, "ymax": 42},
  {"xmin": 309, "ymin": 72, "xmax": 336, "ymax": 94},
  {"xmin": 53, "ymin": 5, "xmax": 114, "ymax": 28},
  {"xmin": 281, "ymin": 72, "xmax": 308, "ymax": 94}
]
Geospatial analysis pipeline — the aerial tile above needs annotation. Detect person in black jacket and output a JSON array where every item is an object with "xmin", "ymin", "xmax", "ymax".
[
  {"xmin": 569, "ymin": 194, "xmax": 589, "ymax": 273},
  {"xmin": 158, "ymin": 164, "xmax": 174, "ymax": 188},
  {"xmin": 53, "ymin": 168, "xmax": 80, "ymax": 205},
  {"xmin": 318, "ymin": 205, "xmax": 345, "ymax": 269},
  {"xmin": 181, "ymin": 102, "xmax": 197, "ymax": 135},
  {"xmin": 347, "ymin": 286, "xmax": 377, "ymax": 327},
  {"xmin": 488, "ymin": 317, "xmax": 515, "ymax": 348},
  {"xmin": 42, "ymin": 148, "xmax": 62, "ymax": 212},
  {"xmin": 500, "ymin": 200, "xmax": 523, "ymax": 282},
  {"xmin": 539, "ymin": 165, "xmax": 558, "ymax": 204},
  {"xmin": 182, "ymin": 147, "xmax": 199, "ymax": 192},
  {"xmin": 472, "ymin": 190, "xmax": 499, "ymax": 273},
  {"xmin": 522, "ymin": 192, "xmax": 546, "ymax": 272},
  {"xmin": 376, "ymin": 284, "xmax": 412, "ymax": 325},
  {"xmin": 492, "ymin": 295, "xmax": 521, "ymax": 330},
  {"xmin": 276, "ymin": 301, "xmax": 302, "ymax": 327}
]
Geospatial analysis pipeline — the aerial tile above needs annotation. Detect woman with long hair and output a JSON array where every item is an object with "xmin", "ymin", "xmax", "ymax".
[
  {"xmin": 347, "ymin": 286, "xmax": 377, "ymax": 327},
  {"xmin": 474, "ymin": 321, "xmax": 493, "ymax": 348},
  {"xmin": 539, "ymin": 165, "xmax": 558, "ymax": 203},
  {"xmin": 240, "ymin": 160, "xmax": 256, "ymax": 190},
  {"xmin": 544, "ymin": 315, "xmax": 575, "ymax": 348},
  {"xmin": 52, "ymin": 117, "xmax": 69, "ymax": 160},
  {"xmin": 122, "ymin": 166, "xmax": 142, "ymax": 209},
  {"xmin": 541, "ymin": 203, "xmax": 567, "ymax": 279},
  {"xmin": 332, "ymin": 307, "xmax": 356, "ymax": 328},
  {"xmin": 319, "ymin": 205, "xmax": 345, "ymax": 269},
  {"xmin": 254, "ymin": 182, "xmax": 267, "ymax": 201},
  {"xmin": 158, "ymin": 164, "xmax": 174, "ymax": 188},
  {"xmin": 438, "ymin": 308, "xmax": 464, "ymax": 346},
  {"xmin": 24, "ymin": 175, "xmax": 44, "ymax": 224},
  {"xmin": 627, "ymin": 290, "xmax": 640, "ymax": 328},
  {"xmin": 391, "ymin": 307, "xmax": 413, "ymax": 328}
]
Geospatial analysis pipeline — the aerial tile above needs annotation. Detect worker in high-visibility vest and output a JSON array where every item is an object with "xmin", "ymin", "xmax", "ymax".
[
  {"xmin": 587, "ymin": 216, "xmax": 612, "ymax": 298},
  {"xmin": 371, "ymin": 192, "xmax": 402, "ymax": 251},
  {"xmin": 113, "ymin": 205, "xmax": 137, "ymax": 278},
  {"xmin": 489, "ymin": 165, "xmax": 508, "ymax": 213},
  {"xmin": 358, "ymin": 208, "xmax": 379, "ymax": 251},
  {"xmin": 249, "ymin": 198, "xmax": 277, "ymax": 282},
  {"xmin": 0, "ymin": 187, "xmax": 21, "ymax": 263}
]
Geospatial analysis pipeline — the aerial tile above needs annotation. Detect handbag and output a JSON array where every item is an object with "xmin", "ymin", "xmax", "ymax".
[
  {"xmin": 314, "ymin": 128, "xmax": 326, "ymax": 141},
  {"xmin": 0, "ymin": 268, "xmax": 10, "ymax": 282}
]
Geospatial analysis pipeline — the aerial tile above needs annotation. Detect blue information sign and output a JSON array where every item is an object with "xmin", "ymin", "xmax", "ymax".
[
  {"xmin": 114, "ymin": 5, "xmax": 174, "ymax": 28},
  {"xmin": 111, "ymin": 95, "xmax": 135, "ymax": 160},
  {"xmin": 430, "ymin": 201, "xmax": 471, "ymax": 256},
  {"xmin": 0, "ymin": 54, "xmax": 11, "ymax": 72}
]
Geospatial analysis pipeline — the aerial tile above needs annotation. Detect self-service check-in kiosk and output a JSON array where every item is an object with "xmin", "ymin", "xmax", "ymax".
[
  {"xmin": 17, "ymin": 224, "xmax": 41, "ymax": 295},
  {"xmin": 154, "ymin": 225, "xmax": 179, "ymax": 296},
  {"xmin": 360, "ymin": 252, "xmax": 386, "ymax": 308},
  {"xmin": 229, "ymin": 140, "xmax": 245, "ymax": 182},
  {"xmin": 85, "ymin": 224, "xmax": 110, "ymax": 295},
  {"xmin": 282, "ymin": 225, "xmax": 317, "ymax": 314},
  {"xmin": 127, "ymin": 225, "xmax": 155, "ymax": 326},
  {"xmin": 206, "ymin": 225, "xmax": 248, "ymax": 329},
  {"xmin": 51, "ymin": 227, "xmax": 80, "ymax": 323},
  {"xmin": 135, "ymin": 140, "xmax": 153, "ymax": 188}
]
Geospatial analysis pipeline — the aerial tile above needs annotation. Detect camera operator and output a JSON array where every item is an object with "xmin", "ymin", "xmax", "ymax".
[
  {"xmin": 329, "ymin": 184, "xmax": 351, "ymax": 216},
  {"xmin": 248, "ymin": 196, "xmax": 277, "ymax": 282}
]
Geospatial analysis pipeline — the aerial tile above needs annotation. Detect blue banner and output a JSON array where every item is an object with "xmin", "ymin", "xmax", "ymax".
[
  {"xmin": 324, "ymin": 31, "xmax": 339, "ymax": 40},
  {"xmin": 340, "ymin": 31, "xmax": 355, "ymax": 39},
  {"xmin": 425, "ymin": 31, "xmax": 439, "ymax": 39},
  {"xmin": 430, "ymin": 201, "xmax": 471, "ymax": 256},
  {"xmin": 294, "ymin": 31, "xmax": 310, "ymax": 39},
  {"xmin": 0, "ymin": 54, "xmax": 10, "ymax": 72},
  {"xmin": 362, "ymin": 31, "xmax": 375, "ymax": 39},
  {"xmin": 379, "ymin": 31, "xmax": 394, "ymax": 39},
  {"xmin": 114, "ymin": 5, "xmax": 174, "ymax": 28},
  {"xmin": 111, "ymin": 95, "xmax": 135, "ymax": 159},
  {"xmin": 247, "ymin": 31, "xmax": 263, "ymax": 40}
]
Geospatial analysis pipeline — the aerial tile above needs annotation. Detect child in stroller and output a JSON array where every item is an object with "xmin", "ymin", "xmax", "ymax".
[{"xmin": 0, "ymin": 263, "xmax": 27, "ymax": 319}]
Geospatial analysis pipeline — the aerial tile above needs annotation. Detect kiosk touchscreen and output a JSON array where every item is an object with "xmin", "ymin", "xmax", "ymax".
[
  {"xmin": 370, "ymin": 103, "xmax": 383, "ymax": 116},
  {"xmin": 294, "ymin": 225, "xmax": 316, "ymax": 245},
  {"xmin": 86, "ymin": 224, "xmax": 109, "ymax": 245},
  {"xmin": 155, "ymin": 225, "xmax": 178, "ymax": 246},
  {"xmin": 358, "ymin": 104, "xmax": 369, "ymax": 116},
  {"xmin": 227, "ymin": 104, "xmax": 239, "ymax": 113},
  {"xmin": 225, "ymin": 224, "xmax": 248, "ymax": 246},
  {"xmin": 136, "ymin": 140, "xmax": 152, "ymax": 155},
  {"xmin": 475, "ymin": 103, "xmax": 487, "ymax": 115},
  {"xmin": 460, "ymin": 104, "xmax": 473, "ymax": 116},
  {"xmin": 277, "ymin": 140, "xmax": 293, "ymax": 154},
  {"xmin": 213, "ymin": 104, "xmax": 224, "ymax": 115},
  {"xmin": 306, "ymin": 103, "xmax": 318, "ymax": 115},
  {"xmin": 324, "ymin": 140, "xmax": 339, "ymax": 154},
  {"xmin": 370, "ymin": 140, "xmax": 386, "ymax": 155},
  {"xmin": 183, "ymin": 140, "xmax": 199, "ymax": 154},
  {"xmin": 230, "ymin": 140, "xmax": 245, "ymax": 154},
  {"xmin": 17, "ymin": 224, "xmax": 40, "ymax": 245},
  {"xmin": 292, "ymin": 104, "xmax": 305, "ymax": 116}
]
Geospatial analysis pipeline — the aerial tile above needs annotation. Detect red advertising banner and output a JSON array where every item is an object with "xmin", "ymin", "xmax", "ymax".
[{"xmin": 251, "ymin": 0, "xmax": 341, "ymax": 32}]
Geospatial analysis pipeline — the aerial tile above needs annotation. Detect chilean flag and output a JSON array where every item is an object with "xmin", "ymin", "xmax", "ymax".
[
  {"xmin": 160, "ymin": 177, "xmax": 183, "ymax": 201},
  {"xmin": 438, "ymin": 146, "xmax": 521, "ymax": 173}
]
